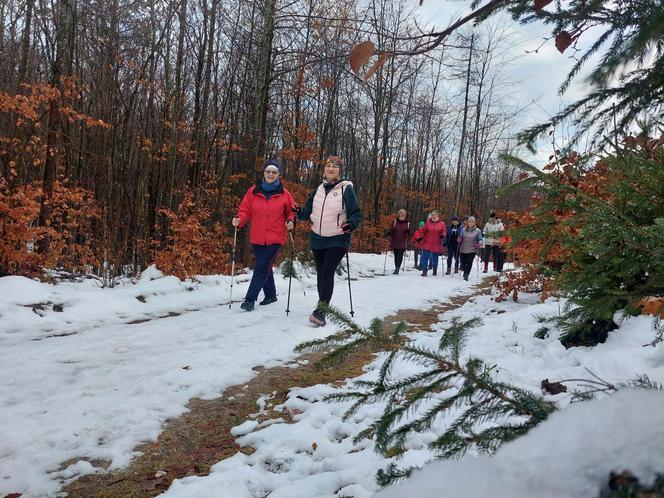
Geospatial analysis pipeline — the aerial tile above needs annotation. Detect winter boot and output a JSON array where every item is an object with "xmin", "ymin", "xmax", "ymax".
[
  {"xmin": 463, "ymin": 273, "xmax": 469, "ymax": 281},
  {"xmin": 240, "ymin": 299, "xmax": 255, "ymax": 311},
  {"xmin": 454, "ymin": 266, "xmax": 459, "ymax": 274},
  {"xmin": 420, "ymin": 269, "xmax": 428, "ymax": 277},
  {"xmin": 445, "ymin": 267, "xmax": 451, "ymax": 275},
  {"xmin": 392, "ymin": 268, "xmax": 399, "ymax": 275},
  {"xmin": 259, "ymin": 296, "xmax": 278, "ymax": 306},
  {"xmin": 483, "ymin": 261, "xmax": 489, "ymax": 274},
  {"xmin": 432, "ymin": 267, "xmax": 437, "ymax": 276},
  {"xmin": 309, "ymin": 308, "xmax": 326, "ymax": 327}
]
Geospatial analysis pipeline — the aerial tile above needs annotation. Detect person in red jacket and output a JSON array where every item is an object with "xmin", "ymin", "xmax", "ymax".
[
  {"xmin": 417, "ymin": 210, "xmax": 447, "ymax": 277},
  {"xmin": 232, "ymin": 159, "xmax": 295, "ymax": 311},
  {"xmin": 411, "ymin": 221, "xmax": 425, "ymax": 270},
  {"xmin": 386, "ymin": 209, "xmax": 411, "ymax": 274}
]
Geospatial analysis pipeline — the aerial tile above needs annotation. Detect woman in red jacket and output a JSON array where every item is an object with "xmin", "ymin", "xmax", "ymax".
[
  {"xmin": 232, "ymin": 159, "xmax": 295, "ymax": 311},
  {"xmin": 418, "ymin": 210, "xmax": 447, "ymax": 277}
]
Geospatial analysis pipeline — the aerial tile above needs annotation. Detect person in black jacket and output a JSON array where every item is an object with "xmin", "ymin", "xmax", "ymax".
[{"xmin": 444, "ymin": 215, "xmax": 462, "ymax": 274}]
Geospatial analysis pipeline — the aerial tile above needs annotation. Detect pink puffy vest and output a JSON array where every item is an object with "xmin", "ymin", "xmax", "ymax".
[{"xmin": 310, "ymin": 181, "xmax": 352, "ymax": 237}]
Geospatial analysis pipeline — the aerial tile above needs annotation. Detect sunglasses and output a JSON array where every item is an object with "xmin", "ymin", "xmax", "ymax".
[{"xmin": 264, "ymin": 168, "xmax": 279, "ymax": 174}]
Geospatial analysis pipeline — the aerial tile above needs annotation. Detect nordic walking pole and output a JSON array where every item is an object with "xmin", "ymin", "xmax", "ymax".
[
  {"xmin": 288, "ymin": 230, "xmax": 306, "ymax": 296},
  {"xmin": 383, "ymin": 245, "xmax": 388, "ymax": 275},
  {"xmin": 346, "ymin": 250, "xmax": 355, "ymax": 317},
  {"xmin": 286, "ymin": 230, "xmax": 294, "ymax": 316},
  {"xmin": 229, "ymin": 226, "xmax": 238, "ymax": 308}
]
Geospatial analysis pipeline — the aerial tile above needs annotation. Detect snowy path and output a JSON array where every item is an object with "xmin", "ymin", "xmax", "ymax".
[
  {"xmin": 160, "ymin": 289, "xmax": 664, "ymax": 498},
  {"xmin": 0, "ymin": 253, "xmax": 483, "ymax": 497}
]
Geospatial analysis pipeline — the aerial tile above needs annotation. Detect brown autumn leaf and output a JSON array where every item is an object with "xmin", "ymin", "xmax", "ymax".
[
  {"xmin": 636, "ymin": 296, "xmax": 664, "ymax": 317},
  {"xmin": 349, "ymin": 41, "xmax": 376, "ymax": 75},
  {"xmin": 534, "ymin": 0, "xmax": 553, "ymax": 11},
  {"xmin": 364, "ymin": 52, "xmax": 392, "ymax": 81},
  {"xmin": 541, "ymin": 378, "xmax": 567, "ymax": 395},
  {"xmin": 555, "ymin": 31, "xmax": 573, "ymax": 53}
]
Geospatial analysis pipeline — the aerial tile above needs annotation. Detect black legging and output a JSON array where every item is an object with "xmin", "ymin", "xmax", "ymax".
[
  {"xmin": 460, "ymin": 252, "xmax": 476, "ymax": 276},
  {"xmin": 446, "ymin": 245, "xmax": 460, "ymax": 271},
  {"xmin": 393, "ymin": 248, "xmax": 405, "ymax": 270},
  {"xmin": 312, "ymin": 246, "xmax": 348, "ymax": 304}
]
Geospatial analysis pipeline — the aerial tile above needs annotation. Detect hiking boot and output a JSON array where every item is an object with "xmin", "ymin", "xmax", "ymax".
[
  {"xmin": 309, "ymin": 308, "xmax": 326, "ymax": 326},
  {"xmin": 259, "ymin": 296, "xmax": 278, "ymax": 306},
  {"xmin": 240, "ymin": 299, "xmax": 255, "ymax": 311},
  {"xmin": 445, "ymin": 268, "xmax": 451, "ymax": 275}
]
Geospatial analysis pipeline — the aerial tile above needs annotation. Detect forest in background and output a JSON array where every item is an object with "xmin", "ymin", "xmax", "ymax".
[{"xmin": 0, "ymin": 0, "xmax": 532, "ymax": 281}]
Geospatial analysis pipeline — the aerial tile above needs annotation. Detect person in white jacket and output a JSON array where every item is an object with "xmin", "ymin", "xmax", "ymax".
[{"xmin": 482, "ymin": 213, "xmax": 504, "ymax": 273}]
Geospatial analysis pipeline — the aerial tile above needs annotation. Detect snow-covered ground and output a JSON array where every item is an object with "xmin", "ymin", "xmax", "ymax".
[
  {"xmin": 161, "ymin": 286, "xmax": 664, "ymax": 498},
  {"xmin": 0, "ymin": 252, "xmax": 484, "ymax": 497},
  {"xmin": 2, "ymin": 253, "xmax": 663, "ymax": 498}
]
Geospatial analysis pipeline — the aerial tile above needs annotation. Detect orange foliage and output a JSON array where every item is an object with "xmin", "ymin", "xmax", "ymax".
[
  {"xmin": 636, "ymin": 297, "xmax": 664, "ymax": 318},
  {"xmin": 0, "ymin": 179, "xmax": 100, "ymax": 276},
  {"xmin": 494, "ymin": 152, "xmax": 625, "ymax": 302},
  {"xmin": 154, "ymin": 191, "xmax": 231, "ymax": 280}
]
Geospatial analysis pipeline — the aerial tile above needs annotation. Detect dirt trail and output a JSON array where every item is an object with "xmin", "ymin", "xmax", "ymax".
[{"xmin": 63, "ymin": 278, "xmax": 496, "ymax": 497}]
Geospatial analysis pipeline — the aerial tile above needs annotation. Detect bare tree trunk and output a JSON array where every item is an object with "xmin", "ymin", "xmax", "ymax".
[
  {"xmin": 18, "ymin": 0, "xmax": 35, "ymax": 82},
  {"xmin": 38, "ymin": 0, "xmax": 72, "ymax": 252},
  {"xmin": 454, "ymin": 33, "xmax": 474, "ymax": 214}
]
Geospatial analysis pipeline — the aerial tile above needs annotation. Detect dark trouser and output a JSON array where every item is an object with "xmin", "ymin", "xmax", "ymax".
[
  {"xmin": 483, "ymin": 245, "xmax": 500, "ymax": 268},
  {"xmin": 393, "ymin": 248, "xmax": 405, "ymax": 270},
  {"xmin": 446, "ymin": 245, "xmax": 460, "ymax": 271},
  {"xmin": 460, "ymin": 252, "xmax": 476, "ymax": 277},
  {"xmin": 497, "ymin": 248, "xmax": 507, "ymax": 271},
  {"xmin": 312, "ymin": 246, "xmax": 347, "ymax": 305},
  {"xmin": 420, "ymin": 250, "xmax": 439, "ymax": 272},
  {"xmin": 246, "ymin": 243, "xmax": 281, "ymax": 301}
]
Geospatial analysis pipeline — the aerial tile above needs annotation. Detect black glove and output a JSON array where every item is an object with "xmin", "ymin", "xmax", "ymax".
[{"xmin": 341, "ymin": 222, "xmax": 352, "ymax": 234}]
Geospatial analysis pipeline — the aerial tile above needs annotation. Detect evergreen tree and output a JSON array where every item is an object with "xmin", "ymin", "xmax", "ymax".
[
  {"xmin": 502, "ymin": 137, "xmax": 664, "ymax": 346},
  {"xmin": 297, "ymin": 309, "xmax": 555, "ymax": 485}
]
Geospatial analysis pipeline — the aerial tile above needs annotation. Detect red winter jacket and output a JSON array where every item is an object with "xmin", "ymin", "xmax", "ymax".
[
  {"xmin": 388, "ymin": 219, "xmax": 411, "ymax": 250},
  {"xmin": 412, "ymin": 227, "xmax": 425, "ymax": 249},
  {"xmin": 420, "ymin": 218, "xmax": 447, "ymax": 254},
  {"xmin": 236, "ymin": 182, "xmax": 295, "ymax": 246}
]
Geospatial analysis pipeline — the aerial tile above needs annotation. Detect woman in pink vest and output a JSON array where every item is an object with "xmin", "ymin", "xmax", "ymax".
[
  {"xmin": 417, "ymin": 210, "xmax": 447, "ymax": 277},
  {"xmin": 232, "ymin": 159, "xmax": 295, "ymax": 311},
  {"xmin": 296, "ymin": 156, "xmax": 362, "ymax": 326}
]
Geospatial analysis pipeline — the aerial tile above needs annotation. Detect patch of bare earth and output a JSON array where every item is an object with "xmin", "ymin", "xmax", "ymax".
[{"xmin": 63, "ymin": 278, "xmax": 496, "ymax": 497}]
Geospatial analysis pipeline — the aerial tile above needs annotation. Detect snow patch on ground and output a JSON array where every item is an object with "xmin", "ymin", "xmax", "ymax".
[
  {"xmin": 377, "ymin": 390, "xmax": 664, "ymax": 498},
  {"xmin": 0, "ymin": 252, "xmax": 479, "ymax": 496}
]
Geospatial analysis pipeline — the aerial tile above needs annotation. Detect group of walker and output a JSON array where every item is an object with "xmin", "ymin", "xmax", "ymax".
[
  {"xmin": 231, "ymin": 156, "xmax": 360, "ymax": 327},
  {"xmin": 389, "ymin": 211, "xmax": 506, "ymax": 281},
  {"xmin": 231, "ymin": 155, "xmax": 505, "ymax": 327}
]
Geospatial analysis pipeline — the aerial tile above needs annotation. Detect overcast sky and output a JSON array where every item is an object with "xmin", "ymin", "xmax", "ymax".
[{"xmin": 413, "ymin": 1, "xmax": 601, "ymax": 164}]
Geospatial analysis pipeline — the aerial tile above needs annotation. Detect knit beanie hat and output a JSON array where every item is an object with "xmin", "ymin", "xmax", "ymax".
[
  {"xmin": 263, "ymin": 159, "xmax": 281, "ymax": 173},
  {"xmin": 418, "ymin": 221, "xmax": 425, "ymax": 227}
]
